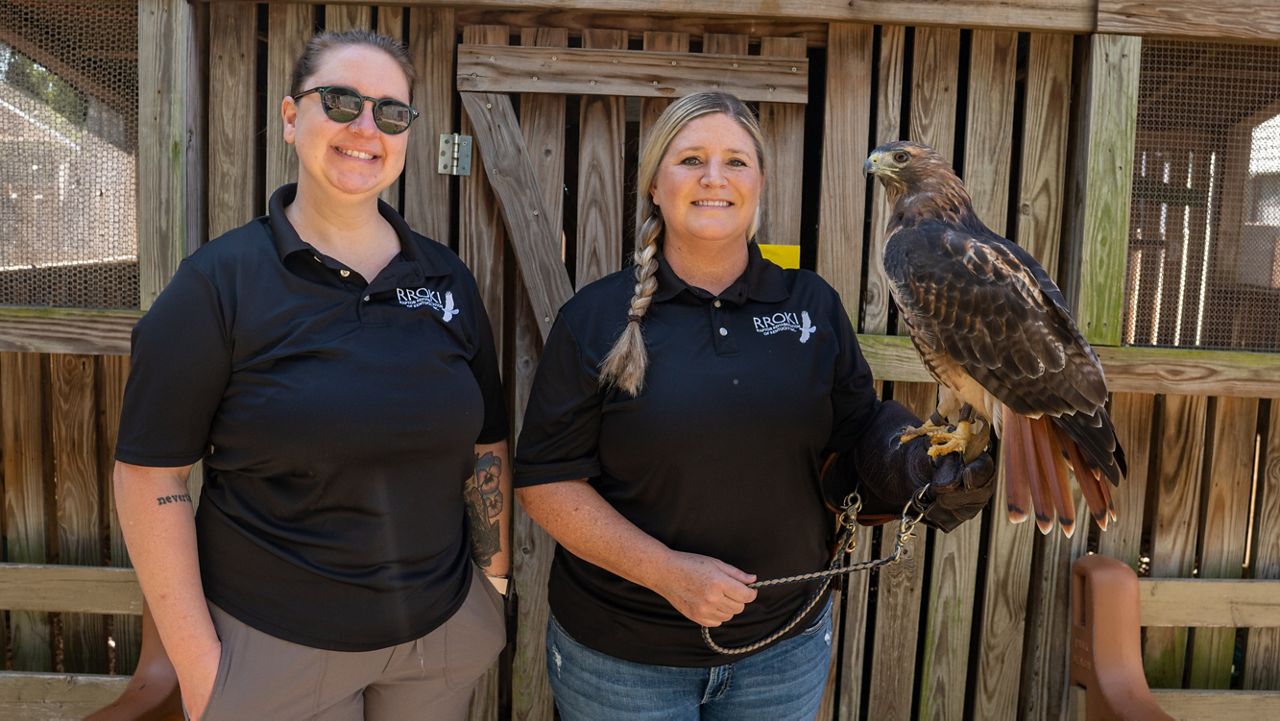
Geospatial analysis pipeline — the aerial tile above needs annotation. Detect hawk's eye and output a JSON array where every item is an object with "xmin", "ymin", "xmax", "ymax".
[{"xmin": 893, "ymin": 151, "xmax": 910, "ymax": 164}]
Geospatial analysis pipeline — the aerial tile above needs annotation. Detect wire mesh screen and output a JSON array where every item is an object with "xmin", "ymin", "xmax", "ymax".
[
  {"xmin": 1125, "ymin": 40, "xmax": 1280, "ymax": 352},
  {"xmin": 0, "ymin": 0, "xmax": 138, "ymax": 309}
]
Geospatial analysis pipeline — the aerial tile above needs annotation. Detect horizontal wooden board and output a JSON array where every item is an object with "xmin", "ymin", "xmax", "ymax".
[
  {"xmin": 208, "ymin": 0, "xmax": 1096, "ymax": 33},
  {"xmin": 856, "ymin": 334, "xmax": 1280, "ymax": 398},
  {"xmin": 0, "ymin": 309, "xmax": 140, "ymax": 355},
  {"xmin": 0, "ymin": 672, "xmax": 131, "ymax": 721},
  {"xmin": 0, "ymin": 564, "xmax": 142, "ymax": 616},
  {"xmin": 1149, "ymin": 688, "xmax": 1280, "ymax": 721},
  {"xmin": 1098, "ymin": 0, "xmax": 1280, "ymax": 42},
  {"xmin": 456, "ymin": 9, "xmax": 828, "ymax": 46},
  {"xmin": 1139, "ymin": 578, "xmax": 1280, "ymax": 627},
  {"xmin": 457, "ymin": 44, "xmax": 808, "ymax": 102}
]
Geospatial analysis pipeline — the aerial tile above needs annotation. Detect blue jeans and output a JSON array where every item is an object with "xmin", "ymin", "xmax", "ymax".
[{"xmin": 545, "ymin": 600, "xmax": 833, "ymax": 721}]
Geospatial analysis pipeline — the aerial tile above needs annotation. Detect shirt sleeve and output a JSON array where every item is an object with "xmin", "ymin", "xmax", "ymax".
[
  {"xmin": 825, "ymin": 294, "xmax": 881, "ymax": 455},
  {"xmin": 513, "ymin": 313, "xmax": 603, "ymax": 486},
  {"xmin": 115, "ymin": 261, "xmax": 232, "ymax": 467},
  {"xmin": 468, "ymin": 290, "xmax": 509, "ymax": 445}
]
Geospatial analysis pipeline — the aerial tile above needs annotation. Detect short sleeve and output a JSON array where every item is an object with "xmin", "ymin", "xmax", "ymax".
[
  {"xmin": 468, "ymin": 292, "xmax": 509, "ymax": 444},
  {"xmin": 513, "ymin": 314, "xmax": 603, "ymax": 486},
  {"xmin": 116, "ymin": 261, "xmax": 232, "ymax": 467},
  {"xmin": 825, "ymin": 294, "xmax": 880, "ymax": 454}
]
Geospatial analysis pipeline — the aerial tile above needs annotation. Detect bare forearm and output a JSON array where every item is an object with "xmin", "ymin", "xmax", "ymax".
[
  {"xmin": 114, "ymin": 461, "xmax": 218, "ymax": 668},
  {"xmin": 465, "ymin": 440, "xmax": 511, "ymax": 577}
]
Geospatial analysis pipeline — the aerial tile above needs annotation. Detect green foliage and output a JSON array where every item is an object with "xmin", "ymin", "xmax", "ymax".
[{"xmin": 2, "ymin": 49, "xmax": 87, "ymax": 126}]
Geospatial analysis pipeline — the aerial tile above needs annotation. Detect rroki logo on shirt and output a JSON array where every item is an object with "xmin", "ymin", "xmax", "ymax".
[
  {"xmin": 396, "ymin": 287, "xmax": 459, "ymax": 322},
  {"xmin": 752, "ymin": 310, "xmax": 817, "ymax": 343}
]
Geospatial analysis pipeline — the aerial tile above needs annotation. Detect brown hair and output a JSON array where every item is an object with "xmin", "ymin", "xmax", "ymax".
[
  {"xmin": 289, "ymin": 30, "xmax": 416, "ymax": 98},
  {"xmin": 598, "ymin": 92, "xmax": 765, "ymax": 396}
]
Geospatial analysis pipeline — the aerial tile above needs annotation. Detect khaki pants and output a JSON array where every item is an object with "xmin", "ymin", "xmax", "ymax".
[{"xmin": 196, "ymin": 565, "xmax": 506, "ymax": 721}]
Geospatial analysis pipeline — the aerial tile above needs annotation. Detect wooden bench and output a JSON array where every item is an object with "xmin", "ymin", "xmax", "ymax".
[
  {"xmin": 1069, "ymin": 553, "xmax": 1280, "ymax": 721},
  {"xmin": 0, "ymin": 562, "xmax": 181, "ymax": 720}
]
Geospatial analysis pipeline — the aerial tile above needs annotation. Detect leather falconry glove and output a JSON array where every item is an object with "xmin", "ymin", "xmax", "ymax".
[{"xmin": 821, "ymin": 400, "xmax": 996, "ymax": 533}]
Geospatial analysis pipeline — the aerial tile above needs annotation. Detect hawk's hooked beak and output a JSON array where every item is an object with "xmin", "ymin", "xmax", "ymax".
[{"xmin": 863, "ymin": 155, "xmax": 878, "ymax": 175}]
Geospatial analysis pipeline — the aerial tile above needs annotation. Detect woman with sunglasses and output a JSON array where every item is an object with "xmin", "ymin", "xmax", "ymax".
[{"xmin": 114, "ymin": 30, "xmax": 509, "ymax": 721}]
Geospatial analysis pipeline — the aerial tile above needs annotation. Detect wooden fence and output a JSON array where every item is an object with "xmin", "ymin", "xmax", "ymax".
[{"xmin": 2, "ymin": 1, "xmax": 1280, "ymax": 720}]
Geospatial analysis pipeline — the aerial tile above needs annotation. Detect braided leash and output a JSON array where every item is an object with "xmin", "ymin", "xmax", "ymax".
[{"xmin": 701, "ymin": 487, "xmax": 930, "ymax": 656}]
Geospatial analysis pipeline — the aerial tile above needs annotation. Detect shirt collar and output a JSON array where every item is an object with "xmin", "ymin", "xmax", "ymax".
[
  {"xmin": 652, "ymin": 241, "xmax": 790, "ymax": 305},
  {"xmin": 266, "ymin": 183, "xmax": 449, "ymax": 279}
]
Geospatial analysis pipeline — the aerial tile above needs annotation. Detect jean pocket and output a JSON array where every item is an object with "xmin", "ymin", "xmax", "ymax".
[{"xmin": 797, "ymin": 597, "xmax": 833, "ymax": 637}]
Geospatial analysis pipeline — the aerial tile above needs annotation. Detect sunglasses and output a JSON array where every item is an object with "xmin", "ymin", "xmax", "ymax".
[{"xmin": 293, "ymin": 85, "xmax": 419, "ymax": 135}]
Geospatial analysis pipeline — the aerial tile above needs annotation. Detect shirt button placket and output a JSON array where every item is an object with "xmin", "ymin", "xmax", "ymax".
[{"xmin": 710, "ymin": 299, "xmax": 737, "ymax": 356}]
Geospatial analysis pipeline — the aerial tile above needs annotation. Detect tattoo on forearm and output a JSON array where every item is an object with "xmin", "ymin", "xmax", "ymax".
[
  {"xmin": 155, "ymin": 493, "xmax": 192, "ymax": 506},
  {"xmin": 464, "ymin": 451, "xmax": 504, "ymax": 566}
]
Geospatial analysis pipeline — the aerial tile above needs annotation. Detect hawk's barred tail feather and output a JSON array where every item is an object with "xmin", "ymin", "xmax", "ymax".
[{"xmin": 1003, "ymin": 407, "xmax": 1031, "ymax": 524}]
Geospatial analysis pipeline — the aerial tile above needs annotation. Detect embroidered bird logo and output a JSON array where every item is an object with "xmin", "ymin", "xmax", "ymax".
[
  {"xmin": 441, "ymin": 291, "xmax": 459, "ymax": 323},
  {"xmin": 799, "ymin": 311, "xmax": 816, "ymax": 344}
]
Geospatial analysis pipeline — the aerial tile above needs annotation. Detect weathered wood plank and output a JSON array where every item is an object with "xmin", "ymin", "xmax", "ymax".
[
  {"xmin": 575, "ymin": 29, "xmax": 626, "ymax": 287},
  {"xmin": 458, "ymin": 10, "xmax": 827, "ymax": 46},
  {"xmin": 1189, "ymin": 396, "xmax": 1259, "ymax": 688},
  {"xmin": 97, "ymin": 355, "xmax": 138, "ymax": 674},
  {"xmin": 138, "ymin": 0, "xmax": 202, "ymax": 307},
  {"xmin": 1, "ymin": 354, "xmax": 52, "ymax": 669},
  {"xmin": 1138, "ymin": 577, "xmax": 1280, "ymax": 628},
  {"xmin": 1144, "ymin": 393, "xmax": 1209, "ymax": 686},
  {"xmin": 325, "ymin": 4, "xmax": 370, "ymax": 30},
  {"xmin": 1097, "ymin": 392, "xmax": 1155, "ymax": 565},
  {"xmin": 50, "ymin": 355, "xmax": 105, "ymax": 673},
  {"xmin": 0, "ymin": 564, "xmax": 142, "ymax": 616},
  {"xmin": 457, "ymin": 45, "xmax": 808, "ymax": 103},
  {"xmin": 265, "ymin": 4, "xmax": 313, "ymax": 203},
  {"xmin": 867, "ymin": 380, "xmax": 933, "ymax": 721},
  {"xmin": 702, "ymin": 32, "xmax": 748, "ymax": 56},
  {"xmin": 638, "ymin": 31, "xmax": 690, "ymax": 150},
  {"xmin": 1098, "ymin": 0, "xmax": 1280, "ymax": 41},
  {"xmin": 815, "ymin": 23, "xmax": 871, "ymax": 329},
  {"xmin": 1246, "ymin": 399, "xmax": 1280, "ymax": 689},
  {"xmin": 1065, "ymin": 34, "xmax": 1141, "ymax": 345},
  {"xmin": 0, "ymin": 309, "xmax": 139, "ymax": 356},
  {"xmin": 208, "ymin": 1, "xmax": 259, "ymax": 238},
  {"xmin": 836, "ymin": 524, "xmax": 875, "ymax": 721},
  {"xmin": 510, "ymin": 26, "xmax": 566, "ymax": 721},
  {"xmin": 908, "ymin": 26, "xmax": 960, "ymax": 162},
  {"xmin": 459, "ymin": 92, "xmax": 574, "ymax": 342},
  {"xmin": 863, "ymin": 24, "xmax": 905, "ymax": 335},
  {"xmin": 0, "ymin": 671, "xmax": 132, "ymax": 721},
  {"xmin": 460, "ymin": 25, "xmax": 511, "ymax": 359},
  {"xmin": 377, "ymin": 6, "xmax": 405, "ymax": 209},
  {"xmin": 403, "ymin": 6, "xmax": 454, "ymax": 242},
  {"xmin": 1149, "ymin": 688, "xmax": 1280, "ymax": 720},
  {"xmin": 1014, "ymin": 32, "xmax": 1073, "ymax": 281},
  {"xmin": 757, "ymin": 36, "xmax": 806, "ymax": 247},
  {"xmin": 211, "ymin": 0, "xmax": 1099, "ymax": 34},
  {"xmin": 815, "ymin": 588, "xmax": 843, "ymax": 720}
]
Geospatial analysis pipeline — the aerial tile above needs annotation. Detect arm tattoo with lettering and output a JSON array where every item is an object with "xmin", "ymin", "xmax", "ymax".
[
  {"xmin": 463, "ymin": 451, "xmax": 504, "ymax": 566},
  {"xmin": 155, "ymin": 493, "xmax": 192, "ymax": 506}
]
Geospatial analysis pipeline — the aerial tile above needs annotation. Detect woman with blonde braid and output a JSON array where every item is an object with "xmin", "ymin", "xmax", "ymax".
[{"xmin": 514, "ymin": 92, "xmax": 995, "ymax": 720}]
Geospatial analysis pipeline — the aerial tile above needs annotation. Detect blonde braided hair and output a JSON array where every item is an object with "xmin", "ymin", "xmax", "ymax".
[{"xmin": 598, "ymin": 92, "xmax": 765, "ymax": 395}]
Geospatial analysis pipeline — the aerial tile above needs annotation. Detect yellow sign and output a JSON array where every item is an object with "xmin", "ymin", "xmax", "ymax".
[{"xmin": 758, "ymin": 243, "xmax": 800, "ymax": 269}]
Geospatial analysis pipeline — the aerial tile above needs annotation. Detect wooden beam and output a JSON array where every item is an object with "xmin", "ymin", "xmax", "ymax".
[
  {"xmin": 1149, "ymin": 689, "xmax": 1280, "ymax": 721},
  {"xmin": 202, "ymin": 0, "xmax": 1097, "ymax": 33},
  {"xmin": 1140, "ymin": 577, "xmax": 1280, "ymax": 627},
  {"xmin": 0, "ymin": 309, "xmax": 138, "ymax": 355},
  {"xmin": 0, "ymin": 672, "xmax": 131, "ymax": 721},
  {"xmin": 459, "ymin": 92, "xmax": 574, "ymax": 341},
  {"xmin": 1098, "ymin": 0, "xmax": 1280, "ymax": 42},
  {"xmin": 0, "ymin": 564, "xmax": 141, "ymax": 616},
  {"xmin": 457, "ymin": 10, "xmax": 827, "ymax": 46},
  {"xmin": 457, "ymin": 45, "xmax": 808, "ymax": 103}
]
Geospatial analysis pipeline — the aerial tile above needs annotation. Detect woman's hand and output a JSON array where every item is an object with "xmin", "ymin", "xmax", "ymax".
[
  {"xmin": 651, "ymin": 551, "xmax": 758, "ymax": 627},
  {"xmin": 176, "ymin": 641, "xmax": 222, "ymax": 721}
]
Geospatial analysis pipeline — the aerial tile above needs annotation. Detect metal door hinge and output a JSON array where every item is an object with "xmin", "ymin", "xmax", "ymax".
[{"xmin": 438, "ymin": 133, "xmax": 473, "ymax": 176}]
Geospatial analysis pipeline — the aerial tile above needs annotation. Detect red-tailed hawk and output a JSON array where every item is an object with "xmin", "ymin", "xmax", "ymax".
[{"xmin": 864, "ymin": 141, "xmax": 1126, "ymax": 537}]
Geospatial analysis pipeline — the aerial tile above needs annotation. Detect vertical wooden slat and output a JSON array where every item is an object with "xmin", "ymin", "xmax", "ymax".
[
  {"xmin": 511, "ymin": 25, "xmax": 567, "ymax": 721},
  {"xmin": 459, "ymin": 25, "xmax": 509, "ymax": 361},
  {"xmin": 1188, "ymin": 396, "xmax": 1258, "ymax": 687},
  {"xmin": 639, "ymin": 32, "xmax": 689, "ymax": 149},
  {"xmin": 376, "ymin": 6, "xmax": 406, "ymax": 209},
  {"xmin": 1246, "ymin": 400, "xmax": 1280, "ymax": 689},
  {"xmin": 1066, "ymin": 34, "xmax": 1141, "ymax": 344},
  {"xmin": 575, "ymin": 28, "xmax": 626, "ymax": 287},
  {"xmin": 1152, "ymin": 147, "xmax": 1189, "ymax": 347},
  {"xmin": 1144, "ymin": 393, "xmax": 1209, "ymax": 685},
  {"xmin": 139, "ymin": 0, "xmax": 202, "ymax": 308},
  {"xmin": 324, "ymin": 4, "xmax": 369, "ymax": 31},
  {"xmin": 908, "ymin": 27, "xmax": 960, "ymax": 160},
  {"xmin": 1014, "ymin": 32, "xmax": 1074, "ymax": 281},
  {"xmin": 265, "ymin": 4, "xmax": 313, "ymax": 205},
  {"xmin": 939, "ymin": 28, "xmax": 1016, "ymax": 721},
  {"xmin": 1097, "ymin": 392, "xmax": 1156, "ymax": 565},
  {"xmin": 50, "ymin": 355, "xmax": 104, "ymax": 673},
  {"xmin": 98, "ymin": 355, "xmax": 137, "ymax": 674},
  {"xmin": 868, "ymin": 380, "xmax": 934, "ymax": 721},
  {"xmin": 208, "ymin": 2, "xmax": 259, "ymax": 239},
  {"xmin": 864, "ymin": 24, "xmax": 906, "ymax": 335},
  {"xmin": 404, "ymin": 7, "xmax": 454, "ymax": 242},
  {"xmin": 2, "ymin": 353, "xmax": 51, "ymax": 670},
  {"xmin": 757, "ymin": 36, "xmax": 806, "ymax": 246},
  {"xmin": 703, "ymin": 32, "xmax": 748, "ymax": 56}
]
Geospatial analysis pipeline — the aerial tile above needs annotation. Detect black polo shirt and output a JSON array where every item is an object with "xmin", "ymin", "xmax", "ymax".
[
  {"xmin": 515, "ymin": 243, "xmax": 879, "ymax": 666},
  {"xmin": 116, "ymin": 184, "xmax": 508, "ymax": 651}
]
